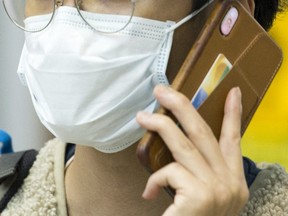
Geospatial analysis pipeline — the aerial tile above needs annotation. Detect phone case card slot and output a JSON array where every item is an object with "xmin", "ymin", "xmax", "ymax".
[{"xmin": 198, "ymin": 66, "xmax": 259, "ymax": 139}]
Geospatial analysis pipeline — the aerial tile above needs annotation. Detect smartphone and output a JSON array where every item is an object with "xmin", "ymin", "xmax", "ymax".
[{"xmin": 136, "ymin": 0, "xmax": 283, "ymax": 175}]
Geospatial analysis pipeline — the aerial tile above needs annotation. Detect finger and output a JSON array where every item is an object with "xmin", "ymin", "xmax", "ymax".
[
  {"xmin": 219, "ymin": 87, "xmax": 244, "ymax": 177},
  {"xmin": 137, "ymin": 111, "xmax": 213, "ymax": 181},
  {"xmin": 143, "ymin": 163, "xmax": 215, "ymax": 216},
  {"xmin": 142, "ymin": 162, "xmax": 200, "ymax": 200},
  {"xmin": 153, "ymin": 85, "xmax": 227, "ymax": 172}
]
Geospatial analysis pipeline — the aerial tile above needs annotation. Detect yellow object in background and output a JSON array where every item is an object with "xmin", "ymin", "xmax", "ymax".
[{"xmin": 242, "ymin": 13, "xmax": 288, "ymax": 169}]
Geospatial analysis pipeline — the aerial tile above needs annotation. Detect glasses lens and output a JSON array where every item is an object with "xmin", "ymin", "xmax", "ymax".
[
  {"xmin": 76, "ymin": 0, "xmax": 135, "ymax": 33},
  {"xmin": 3, "ymin": 0, "xmax": 55, "ymax": 32}
]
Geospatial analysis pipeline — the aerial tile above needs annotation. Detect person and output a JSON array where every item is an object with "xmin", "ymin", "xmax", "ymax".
[{"xmin": 0, "ymin": 0, "xmax": 287, "ymax": 215}]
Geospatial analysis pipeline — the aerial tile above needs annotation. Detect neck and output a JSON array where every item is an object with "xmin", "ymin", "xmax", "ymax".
[{"xmin": 65, "ymin": 143, "xmax": 172, "ymax": 216}]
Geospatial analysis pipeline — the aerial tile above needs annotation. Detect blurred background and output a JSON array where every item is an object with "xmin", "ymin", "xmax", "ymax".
[
  {"xmin": 0, "ymin": 6, "xmax": 53, "ymax": 151},
  {"xmin": 242, "ymin": 12, "xmax": 288, "ymax": 170},
  {"xmin": 0, "ymin": 7, "xmax": 287, "ymax": 169}
]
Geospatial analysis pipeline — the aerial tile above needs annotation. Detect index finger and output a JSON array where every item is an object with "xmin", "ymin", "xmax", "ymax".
[{"xmin": 153, "ymin": 85, "xmax": 227, "ymax": 174}]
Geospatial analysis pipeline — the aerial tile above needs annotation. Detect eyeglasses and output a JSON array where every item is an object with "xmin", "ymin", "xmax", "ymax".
[{"xmin": 2, "ymin": 0, "xmax": 136, "ymax": 33}]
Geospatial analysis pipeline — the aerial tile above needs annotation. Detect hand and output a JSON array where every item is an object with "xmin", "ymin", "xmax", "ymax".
[{"xmin": 136, "ymin": 85, "xmax": 249, "ymax": 216}]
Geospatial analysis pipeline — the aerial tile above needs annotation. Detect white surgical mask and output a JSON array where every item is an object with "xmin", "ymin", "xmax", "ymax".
[{"xmin": 17, "ymin": 6, "xmax": 199, "ymax": 153}]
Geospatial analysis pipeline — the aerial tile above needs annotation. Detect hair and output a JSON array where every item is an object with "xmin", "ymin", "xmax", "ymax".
[{"xmin": 254, "ymin": 0, "xmax": 288, "ymax": 30}]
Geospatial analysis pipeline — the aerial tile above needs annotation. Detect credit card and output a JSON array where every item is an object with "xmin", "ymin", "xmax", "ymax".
[{"xmin": 192, "ymin": 54, "xmax": 232, "ymax": 109}]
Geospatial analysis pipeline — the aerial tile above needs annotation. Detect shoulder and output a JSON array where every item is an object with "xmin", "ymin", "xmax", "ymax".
[
  {"xmin": 0, "ymin": 138, "xmax": 68, "ymax": 216},
  {"xmin": 241, "ymin": 163, "xmax": 288, "ymax": 216}
]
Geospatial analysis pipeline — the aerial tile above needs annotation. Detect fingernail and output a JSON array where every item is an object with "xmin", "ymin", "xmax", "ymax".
[
  {"xmin": 226, "ymin": 87, "xmax": 242, "ymax": 113},
  {"xmin": 136, "ymin": 111, "xmax": 152, "ymax": 122},
  {"xmin": 233, "ymin": 87, "xmax": 242, "ymax": 112},
  {"xmin": 154, "ymin": 85, "xmax": 173, "ymax": 96},
  {"xmin": 235, "ymin": 87, "xmax": 242, "ymax": 105}
]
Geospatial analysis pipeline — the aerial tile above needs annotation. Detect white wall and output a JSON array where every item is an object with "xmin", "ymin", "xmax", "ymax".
[{"xmin": 0, "ymin": 6, "xmax": 53, "ymax": 151}]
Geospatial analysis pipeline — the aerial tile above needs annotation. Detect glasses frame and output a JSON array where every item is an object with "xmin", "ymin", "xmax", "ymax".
[
  {"xmin": 2, "ymin": 0, "xmax": 57, "ymax": 32},
  {"xmin": 2, "ymin": 0, "xmax": 136, "ymax": 33},
  {"xmin": 75, "ymin": 0, "xmax": 136, "ymax": 33}
]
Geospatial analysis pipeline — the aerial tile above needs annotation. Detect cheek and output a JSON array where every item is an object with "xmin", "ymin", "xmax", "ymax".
[
  {"xmin": 26, "ymin": 0, "xmax": 55, "ymax": 17},
  {"xmin": 79, "ymin": 0, "xmax": 133, "ymax": 15},
  {"xmin": 134, "ymin": 0, "xmax": 192, "ymax": 21}
]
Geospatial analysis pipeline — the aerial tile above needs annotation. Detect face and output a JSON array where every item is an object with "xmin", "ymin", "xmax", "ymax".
[
  {"xmin": 25, "ymin": 0, "xmax": 254, "ymax": 82},
  {"xmin": 19, "ymin": 0, "xmax": 255, "ymax": 151}
]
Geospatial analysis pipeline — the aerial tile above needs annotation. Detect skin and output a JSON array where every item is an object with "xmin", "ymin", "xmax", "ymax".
[
  {"xmin": 56, "ymin": 0, "xmax": 255, "ymax": 215},
  {"xmin": 138, "ymin": 86, "xmax": 247, "ymax": 216}
]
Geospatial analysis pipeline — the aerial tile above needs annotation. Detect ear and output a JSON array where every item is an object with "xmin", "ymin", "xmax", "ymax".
[
  {"xmin": 239, "ymin": 0, "xmax": 255, "ymax": 15},
  {"xmin": 247, "ymin": 0, "xmax": 255, "ymax": 15}
]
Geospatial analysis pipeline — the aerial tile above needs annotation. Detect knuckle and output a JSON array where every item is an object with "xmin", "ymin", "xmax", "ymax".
[
  {"xmin": 171, "ymin": 93, "xmax": 191, "ymax": 110},
  {"xmin": 162, "ymin": 163, "xmax": 187, "ymax": 181},
  {"xmin": 229, "ymin": 180, "xmax": 249, "ymax": 206},
  {"xmin": 215, "ymin": 183, "xmax": 232, "ymax": 205},
  {"xmin": 168, "ymin": 162, "xmax": 183, "ymax": 172},
  {"xmin": 239, "ymin": 185, "xmax": 249, "ymax": 206},
  {"xmin": 221, "ymin": 131, "xmax": 241, "ymax": 145},
  {"xmin": 197, "ymin": 188, "xmax": 214, "ymax": 205},
  {"xmin": 189, "ymin": 122, "xmax": 212, "ymax": 139},
  {"xmin": 230, "ymin": 133, "xmax": 241, "ymax": 144},
  {"xmin": 173, "ymin": 139, "xmax": 196, "ymax": 155},
  {"xmin": 153, "ymin": 114, "xmax": 173, "ymax": 131}
]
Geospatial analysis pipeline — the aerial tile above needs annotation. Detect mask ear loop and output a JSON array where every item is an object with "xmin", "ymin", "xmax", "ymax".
[
  {"xmin": 165, "ymin": 0, "xmax": 214, "ymax": 34},
  {"xmin": 17, "ymin": 43, "xmax": 29, "ymax": 86}
]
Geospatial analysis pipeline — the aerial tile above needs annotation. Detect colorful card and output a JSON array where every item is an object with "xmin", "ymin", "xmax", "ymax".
[{"xmin": 192, "ymin": 54, "xmax": 232, "ymax": 109}]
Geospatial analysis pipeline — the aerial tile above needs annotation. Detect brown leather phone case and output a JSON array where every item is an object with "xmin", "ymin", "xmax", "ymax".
[{"xmin": 137, "ymin": 0, "xmax": 283, "ymax": 173}]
